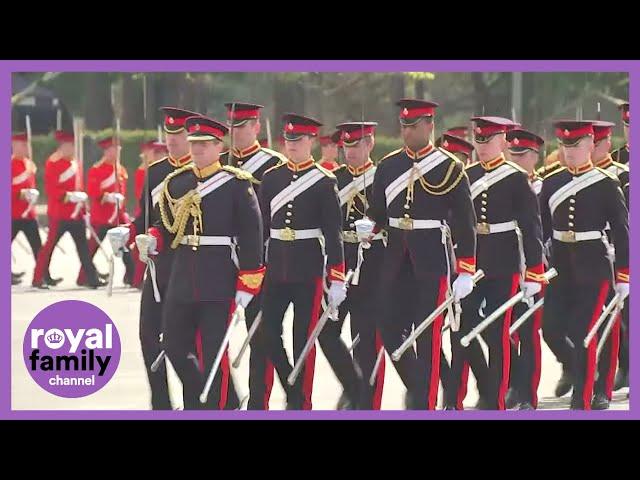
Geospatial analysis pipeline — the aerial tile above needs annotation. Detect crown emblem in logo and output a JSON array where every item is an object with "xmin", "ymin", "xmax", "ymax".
[
  {"xmin": 513, "ymin": 138, "xmax": 520, "ymax": 145},
  {"xmin": 344, "ymin": 132, "xmax": 350, "ymax": 139},
  {"xmin": 476, "ymin": 127, "xmax": 482, "ymax": 134},
  {"xmin": 47, "ymin": 332, "xmax": 63, "ymax": 343},
  {"xmin": 194, "ymin": 124, "xmax": 200, "ymax": 131},
  {"xmin": 287, "ymin": 123, "xmax": 294, "ymax": 131},
  {"xmin": 564, "ymin": 129, "xmax": 570, "ymax": 136},
  {"xmin": 402, "ymin": 108, "xmax": 409, "ymax": 116},
  {"xmin": 168, "ymin": 117, "xmax": 175, "ymax": 124},
  {"xmin": 443, "ymin": 140, "xmax": 449, "ymax": 148}
]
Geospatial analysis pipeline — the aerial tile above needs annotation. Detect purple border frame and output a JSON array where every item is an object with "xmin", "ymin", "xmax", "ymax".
[{"xmin": 2, "ymin": 59, "xmax": 636, "ymax": 420}]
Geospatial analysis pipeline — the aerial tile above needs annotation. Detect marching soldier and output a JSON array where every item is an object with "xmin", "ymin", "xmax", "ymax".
[
  {"xmin": 438, "ymin": 133, "xmax": 475, "ymax": 165},
  {"xmin": 76, "ymin": 136, "xmax": 134, "ymax": 286},
  {"xmin": 448, "ymin": 117, "xmax": 545, "ymax": 411},
  {"xmin": 32, "ymin": 130, "xmax": 106, "ymax": 289},
  {"xmin": 108, "ymin": 107, "xmax": 196, "ymax": 410},
  {"xmin": 221, "ymin": 101, "xmax": 287, "ymax": 410},
  {"xmin": 318, "ymin": 130, "xmax": 342, "ymax": 171},
  {"xmin": 11, "ymin": 132, "xmax": 58, "ymax": 286},
  {"xmin": 611, "ymin": 102, "xmax": 629, "ymax": 165},
  {"xmin": 504, "ymin": 127, "xmax": 547, "ymax": 409},
  {"xmin": 367, "ymin": 99, "xmax": 477, "ymax": 410},
  {"xmin": 445, "ymin": 126, "xmax": 470, "ymax": 141},
  {"xmin": 590, "ymin": 120, "xmax": 629, "ymax": 408},
  {"xmin": 324, "ymin": 121, "xmax": 385, "ymax": 409},
  {"xmin": 540, "ymin": 120, "xmax": 629, "ymax": 410},
  {"xmin": 258, "ymin": 113, "xmax": 347, "ymax": 410},
  {"xmin": 136, "ymin": 115, "xmax": 265, "ymax": 409}
]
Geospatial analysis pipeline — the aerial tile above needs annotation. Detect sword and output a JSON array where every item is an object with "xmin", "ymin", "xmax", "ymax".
[
  {"xmin": 392, "ymin": 269, "xmax": 485, "ymax": 361},
  {"xmin": 369, "ymin": 347, "xmax": 386, "ymax": 386},
  {"xmin": 509, "ymin": 297, "xmax": 545, "ymax": 336},
  {"xmin": 584, "ymin": 293, "xmax": 622, "ymax": 348},
  {"xmin": 287, "ymin": 270, "xmax": 355, "ymax": 386},
  {"xmin": 596, "ymin": 299, "xmax": 625, "ymax": 361},
  {"xmin": 200, "ymin": 306, "xmax": 245, "ymax": 404},
  {"xmin": 348, "ymin": 333, "xmax": 360, "ymax": 353},
  {"xmin": 266, "ymin": 117, "xmax": 272, "ymax": 149},
  {"xmin": 461, "ymin": 268, "xmax": 557, "ymax": 347},
  {"xmin": 231, "ymin": 311, "xmax": 263, "ymax": 369}
]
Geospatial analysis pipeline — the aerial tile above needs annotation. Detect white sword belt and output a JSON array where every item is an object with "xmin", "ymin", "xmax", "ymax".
[
  {"xmin": 553, "ymin": 229, "xmax": 602, "ymax": 243},
  {"xmin": 476, "ymin": 220, "xmax": 518, "ymax": 235},
  {"xmin": 179, "ymin": 235, "xmax": 234, "ymax": 247},
  {"xmin": 342, "ymin": 230, "xmax": 385, "ymax": 243},
  {"xmin": 388, "ymin": 217, "xmax": 442, "ymax": 231},
  {"xmin": 270, "ymin": 227, "xmax": 323, "ymax": 242}
]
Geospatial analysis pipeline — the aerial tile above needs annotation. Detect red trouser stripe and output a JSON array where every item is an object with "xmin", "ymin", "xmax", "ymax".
[
  {"xmin": 263, "ymin": 359, "xmax": 274, "ymax": 410},
  {"xmin": 497, "ymin": 274, "xmax": 520, "ymax": 410},
  {"xmin": 604, "ymin": 312, "xmax": 622, "ymax": 400},
  {"xmin": 428, "ymin": 276, "xmax": 448, "ymax": 410},
  {"xmin": 457, "ymin": 362, "xmax": 470, "ymax": 410},
  {"xmin": 584, "ymin": 281, "xmax": 610, "ymax": 409},
  {"xmin": 33, "ymin": 219, "xmax": 59, "ymax": 283},
  {"xmin": 372, "ymin": 329, "xmax": 385, "ymax": 410},
  {"xmin": 303, "ymin": 278, "xmax": 324, "ymax": 410},
  {"xmin": 195, "ymin": 329, "xmax": 204, "ymax": 372}
]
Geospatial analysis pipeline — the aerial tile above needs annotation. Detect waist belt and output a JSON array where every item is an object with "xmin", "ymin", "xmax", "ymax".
[
  {"xmin": 476, "ymin": 220, "xmax": 517, "ymax": 235},
  {"xmin": 270, "ymin": 227, "xmax": 323, "ymax": 241},
  {"xmin": 342, "ymin": 230, "xmax": 385, "ymax": 243},
  {"xmin": 179, "ymin": 235, "xmax": 234, "ymax": 247},
  {"xmin": 389, "ymin": 217, "xmax": 441, "ymax": 231},
  {"xmin": 553, "ymin": 230, "xmax": 602, "ymax": 243}
]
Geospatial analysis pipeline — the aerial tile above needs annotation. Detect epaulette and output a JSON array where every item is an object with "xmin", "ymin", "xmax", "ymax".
[
  {"xmin": 260, "ymin": 147, "xmax": 288, "ymax": 165},
  {"xmin": 315, "ymin": 163, "xmax": 337, "ymax": 178},
  {"xmin": 437, "ymin": 147, "xmax": 465, "ymax": 168},
  {"xmin": 263, "ymin": 162, "xmax": 287, "ymax": 176},
  {"xmin": 222, "ymin": 165, "xmax": 260, "ymax": 184},
  {"xmin": 148, "ymin": 156, "xmax": 168, "ymax": 169},
  {"xmin": 543, "ymin": 166, "xmax": 567, "ymax": 180},
  {"xmin": 379, "ymin": 148, "xmax": 403, "ymax": 163},
  {"xmin": 505, "ymin": 160, "xmax": 528, "ymax": 174},
  {"xmin": 536, "ymin": 161, "xmax": 561, "ymax": 178},
  {"xmin": 596, "ymin": 167, "xmax": 618, "ymax": 181},
  {"xmin": 611, "ymin": 160, "xmax": 629, "ymax": 172}
]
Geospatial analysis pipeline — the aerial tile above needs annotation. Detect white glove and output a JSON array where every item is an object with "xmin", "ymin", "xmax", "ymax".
[
  {"xmin": 235, "ymin": 291, "xmax": 254, "ymax": 309},
  {"xmin": 107, "ymin": 226, "xmax": 130, "ymax": 256},
  {"xmin": 522, "ymin": 281, "xmax": 542, "ymax": 299},
  {"xmin": 67, "ymin": 191, "xmax": 88, "ymax": 203},
  {"xmin": 135, "ymin": 234, "xmax": 158, "ymax": 263},
  {"xmin": 21, "ymin": 188, "xmax": 39, "ymax": 202},
  {"xmin": 452, "ymin": 273, "xmax": 474, "ymax": 302},
  {"xmin": 105, "ymin": 192, "xmax": 125, "ymax": 204},
  {"xmin": 328, "ymin": 281, "xmax": 347, "ymax": 308},
  {"xmin": 615, "ymin": 282, "xmax": 630, "ymax": 301}
]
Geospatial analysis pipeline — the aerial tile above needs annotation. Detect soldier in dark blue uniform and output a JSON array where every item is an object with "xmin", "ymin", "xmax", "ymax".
[
  {"xmin": 504, "ymin": 127, "xmax": 546, "ymax": 409},
  {"xmin": 540, "ymin": 120, "xmax": 629, "ymax": 410},
  {"xmin": 325, "ymin": 121, "xmax": 386, "ymax": 409},
  {"xmin": 221, "ymin": 102, "xmax": 287, "ymax": 410},
  {"xmin": 611, "ymin": 102, "xmax": 629, "ymax": 165},
  {"xmin": 137, "ymin": 115, "xmax": 265, "ymax": 410},
  {"xmin": 258, "ymin": 113, "xmax": 347, "ymax": 410},
  {"xmin": 448, "ymin": 117, "xmax": 545, "ymax": 411},
  {"xmin": 367, "ymin": 99, "xmax": 477, "ymax": 410},
  {"xmin": 108, "ymin": 107, "xmax": 196, "ymax": 410}
]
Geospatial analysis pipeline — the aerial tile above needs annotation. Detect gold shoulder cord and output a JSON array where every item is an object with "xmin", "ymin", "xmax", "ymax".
[
  {"xmin": 158, "ymin": 165, "xmax": 203, "ymax": 249},
  {"xmin": 405, "ymin": 160, "xmax": 465, "ymax": 206},
  {"xmin": 345, "ymin": 191, "xmax": 368, "ymax": 221}
]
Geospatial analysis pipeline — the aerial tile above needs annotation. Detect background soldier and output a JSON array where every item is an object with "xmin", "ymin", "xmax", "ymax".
[{"xmin": 318, "ymin": 130, "xmax": 342, "ymax": 171}]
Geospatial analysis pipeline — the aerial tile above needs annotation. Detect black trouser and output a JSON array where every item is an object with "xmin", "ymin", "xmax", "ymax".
[
  {"xmin": 33, "ymin": 219, "xmax": 99, "ymax": 285},
  {"xmin": 378, "ymin": 255, "xmax": 448, "ymax": 410},
  {"xmin": 449, "ymin": 274, "xmax": 520, "ymax": 410},
  {"xmin": 245, "ymin": 290, "xmax": 276, "ymax": 410},
  {"xmin": 260, "ymin": 277, "xmax": 325, "ymax": 410},
  {"xmin": 594, "ymin": 291, "xmax": 623, "ymax": 400},
  {"xmin": 77, "ymin": 224, "xmax": 135, "ymax": 284},
  {"xmin": 543, "ymin": 277, "xmax": 612, "ymax": 409},
  {"xmin": 333, "ymin": 283, "xmax": 385, "ymax": 409},
  {"xmin": 12, "ymin": 218, "xmax": 42, "ymax": 270},
  {"xmin": 316, "ymin": 285, "xmax": 363, "ymax": 406},
  {"xmin": 162, "ymin": 298, "xmax": 234, "ymax": 410},
  {"xmin": 509, "ymin": 289, "xmax": 545, "ymax": 408}
]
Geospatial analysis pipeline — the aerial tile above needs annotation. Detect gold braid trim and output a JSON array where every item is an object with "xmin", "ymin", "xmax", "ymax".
[{"xmin": 406, "ymin": 160, "xmax": 465, "ymax": 204}]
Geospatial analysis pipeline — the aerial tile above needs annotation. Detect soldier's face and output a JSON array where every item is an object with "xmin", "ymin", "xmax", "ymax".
[
  {"xmin": 592, "ymin": 138, "xmax": 611, "ymax": 161},
  {"xmin": 165, "ymin": 130, "xmax": 190, "ymax": 157},
  {"xmin": 509, "ymin": 150, "xmax": 538, "ymax": 173},
  {"xmin": 231, "ymin": 120, "xmax": 260, "ymax": 149},
  {"xmin": 624, "ymin": 124, "xmax": 629, "ymax": 142},
  {"xmin": 12, "ymin": 140, "xmax": 28, "ymax": 158},
  {"xmin": 190, "ymin": 139, "xmax": 224, "ymax": 167},
  {"xmin": 400, "ymin": 118, "xmax": 432, "ymax": 150},
  {"xmin": 344, "ymin": 137, "xmax": 373, "ymax": 166},
  {"xmin": 59, "ymin": 142, "xmax": 75, "ymax": 157},
  {"xmin": 321, "ymin": 143, "xmax": 338, "ymax": 161},
  {"xmin": 285, "ymin": 135, "xmax": 313, "ymax": 162},
  {"xmin": 474, "ymin": 133, "xmax": 507, "ymax": 162},
  {"xmin": 153, "ymin": 149, "xmax": 167, "ymax": 161},
  {"xmin": 562, "ymin": 136, "xmax": 594, "ymax": 167}
]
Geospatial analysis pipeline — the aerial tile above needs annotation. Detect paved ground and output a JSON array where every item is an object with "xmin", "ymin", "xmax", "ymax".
[{"xmin": 11, "ymin": 230, "xmax": 630, "ymax": 411}]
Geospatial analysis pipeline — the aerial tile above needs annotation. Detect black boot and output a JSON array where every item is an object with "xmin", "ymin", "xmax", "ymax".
[
  {"xmin": 515, "ymin": 402, "xmax": 535, "ymax": 410},
  {"xmin": 12, "ymin": 273, "xmax": 22, "ymax": 286},
  {"xmin": 505, "ymin": 387, "xmax": 519, "ymax": 409},
  {"xmin": 614, "ymin": 369, "xmax": 629, "ymax": 391},
  {"xmin": 591, "ymin": 393, "xmax": 610, "ymax": 410},
  {"xmin": 474, "ymin": 395, "xmax": 492, "ymax": 410},
  {"xmin": 45, "ymin": 276, "xmax": 63, "ymax": 286},
  {"xmin": 86, "ymin": 278, "xmax": 108, "ymax": 289},
  {"xmin": 32, "ymin": 281, "xmax": 50, "ymax": 290},
  {"xmin": 554, "ymin": 368, "xmax": 573, "ymax": 397}
]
